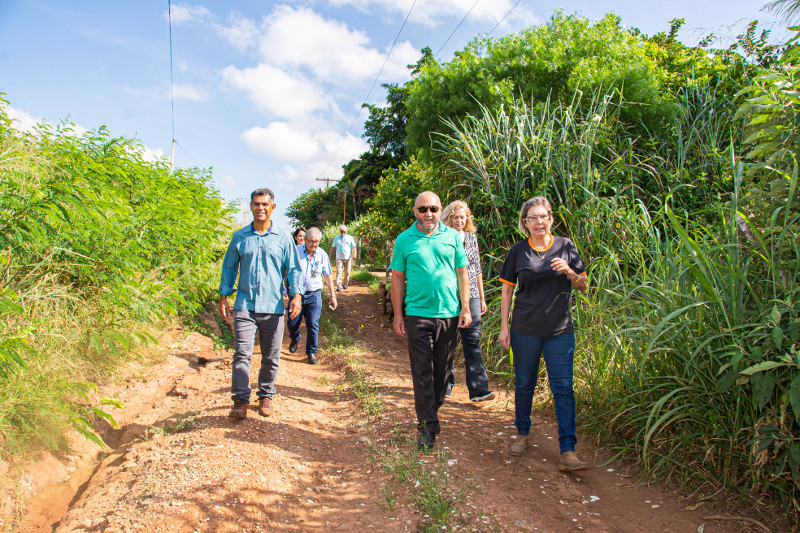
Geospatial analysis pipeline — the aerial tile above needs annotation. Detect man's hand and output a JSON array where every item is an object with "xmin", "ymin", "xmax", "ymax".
[
  {"xmin": 457, "ymin": 306, "xmax": 472, "ymax": 329},
  {"xmin": 288, "ymin": 293, "xmax": 302, "ymax": 319},
  {"xmin": 329, "ymin": 296, "xmax": 338, "ymax": 310},
  {"xmin": 219, "ymin": 295, "xmax": 232, "ymax": 321},
  {"xmin": 393, "ymin": 313, "xmax": 406, "ymax": 337}
]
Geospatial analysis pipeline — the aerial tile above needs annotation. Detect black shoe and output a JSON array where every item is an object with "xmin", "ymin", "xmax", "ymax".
[
  {"xmin": 343, "ymin": 285, "xmax": 347, "ymax": 290},
  {"xmin": 417, "ymin": 430, "xmax": 436, "ymax": 449},
  {"xmin": 445, "ymin": 385, "xmax": 453, "ymax": 398},
  {"xmin": 308, "ymin": 354, "xmax": 319, "ymax": 364},
  {"xmin": 289, "ymin": 339, "xmax": 298, "ymax": 353}
]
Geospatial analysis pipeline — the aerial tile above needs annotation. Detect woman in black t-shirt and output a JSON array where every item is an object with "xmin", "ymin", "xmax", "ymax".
[{"xmin": 498, "ymin": 196, "xmax": 589, "ymax": 472}]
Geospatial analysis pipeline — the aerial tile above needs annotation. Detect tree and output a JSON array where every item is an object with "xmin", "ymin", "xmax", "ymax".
[
  {"xmin": 763, "ymin": 0, "xmax": 800, "ymax": 23},
  {"xmin": 405, "ymin": 12, "xmax": 683, "ymax": 154}
]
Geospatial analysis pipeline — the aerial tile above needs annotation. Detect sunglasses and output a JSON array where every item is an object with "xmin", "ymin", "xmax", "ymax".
[{"xmin": 417, "ymin": 205, "xmax": 440, "ymax": 213}]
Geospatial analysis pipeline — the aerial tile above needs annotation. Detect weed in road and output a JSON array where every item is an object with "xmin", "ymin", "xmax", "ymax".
[{"xmin": 142, "ymin": 414, "xmax": 198, "ymax": 441}]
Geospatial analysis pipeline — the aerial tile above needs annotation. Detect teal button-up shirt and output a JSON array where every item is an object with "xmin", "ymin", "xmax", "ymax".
[{"xmin": 219, "ymin": 223, "xmax": 304, "ymax": 314}]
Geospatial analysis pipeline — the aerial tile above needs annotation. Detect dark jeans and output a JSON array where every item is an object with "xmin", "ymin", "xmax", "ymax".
[
  {"xmin": 231, "ymin": 310, "xmax": 284, "ymax": 402},
  {"xmin": 287, "ymin": 290, "xmax": 322, "ymax": 356},
  {"xmin": 447, "ymin": 298, "xmax": 491, "ymax": 398},
  {"xmin": 405, "ymin": 315, "xmax": 459, "ymax": 434},
  {"xmin": 511, "ymin": 331, "xmax": 577, "ymax": 453}
]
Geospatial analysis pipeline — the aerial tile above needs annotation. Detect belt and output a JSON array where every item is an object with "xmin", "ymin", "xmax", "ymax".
[{"xmin": 304, "ymin": 289, "xmax": 322, "ymax": 294}]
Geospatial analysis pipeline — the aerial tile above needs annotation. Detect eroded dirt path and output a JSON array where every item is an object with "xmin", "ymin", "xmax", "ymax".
[{"xmin": 9, "ymin": 277, "xmax": 773, "ymax": 532}]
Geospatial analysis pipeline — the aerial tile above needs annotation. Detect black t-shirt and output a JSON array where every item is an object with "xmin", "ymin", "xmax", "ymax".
[{"xmin": 499, "ymin": 236, "xmax": 586, "ymax": 337}]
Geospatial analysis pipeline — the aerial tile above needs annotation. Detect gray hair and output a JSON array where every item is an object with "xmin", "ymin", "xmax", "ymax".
[
  {"xmin": 306, "ymin": 227, "xmax": 322, "ymax": 240},
  {"xmin": 250, "ymin": 188, "xmax": 274, "ymax": 202},
  {"xmin": 518, "ymin": 196, "xmax": 552, "ymax": 237},
  {"xmin": 339, "ymin": 225, "xmax": 347, "ymax": 232}
]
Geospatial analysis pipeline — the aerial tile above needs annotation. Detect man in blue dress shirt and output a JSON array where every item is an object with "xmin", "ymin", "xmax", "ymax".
[{"xmin": 219, "ymin": 188, "xmax": 303, "ymax": 419}]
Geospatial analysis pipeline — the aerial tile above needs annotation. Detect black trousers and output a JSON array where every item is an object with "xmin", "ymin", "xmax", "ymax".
[{"xmin": 405, "ymin": 315, "xmax": 459, "ymax": 434}]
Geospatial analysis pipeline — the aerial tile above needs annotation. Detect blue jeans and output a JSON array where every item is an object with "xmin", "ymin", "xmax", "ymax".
[
  {"xmin": 231, "ymin": 310, "xmax": 284, "ymax": 402},
  {"xmin": 447, "ymin": 298, "xmax": 491, "ymax": 398},
  {"xmin": 287, "ymin": 290, "xmax": 322, "ymax": 356},
  {"xmin": 511, "ymin": 331, "xmax": 577, "ymax": 453}
]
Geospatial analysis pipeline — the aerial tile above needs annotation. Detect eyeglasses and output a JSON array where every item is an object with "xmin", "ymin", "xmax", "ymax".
[
  {"xmin": 525, "ymin": 214, "xmax": 549, "ymax": 222},
  {"xmin": 417, "ymin": 205, "xmax": 440, "ymax": 213}
]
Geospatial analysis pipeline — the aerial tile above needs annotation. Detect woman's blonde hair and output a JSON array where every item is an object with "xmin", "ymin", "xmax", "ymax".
[
  {"xmin": 441, "ymin": 200, "xmax": 476, "ymax": 233},
  {"xmin": 518, "ymin": 196, "xmax": 552, "ymax": 237}
]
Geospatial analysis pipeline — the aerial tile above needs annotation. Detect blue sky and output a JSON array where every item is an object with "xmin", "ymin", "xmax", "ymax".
[{"xmin": 0, "ymin": 1, "xmax": 786, "ymax": 229}]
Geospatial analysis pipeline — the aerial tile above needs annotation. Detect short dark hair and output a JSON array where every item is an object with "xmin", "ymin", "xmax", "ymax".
[{"xmin": 251, "ymin": 188, "xmax": 274, "ymax": 202}]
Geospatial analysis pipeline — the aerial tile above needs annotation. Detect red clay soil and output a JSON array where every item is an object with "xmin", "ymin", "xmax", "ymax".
[{"xmin": 0, "ymin": 277, "xmax": 782, "ymax": 532}]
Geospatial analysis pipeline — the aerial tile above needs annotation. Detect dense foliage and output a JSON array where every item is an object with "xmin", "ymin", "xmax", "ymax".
[
  {"xmin": 0, "ymin": 97, "xmax": 236, "ymax": 452},
  {"xmin": 348, "ymin": 12, "xmax": 799, "ymax": 521}
]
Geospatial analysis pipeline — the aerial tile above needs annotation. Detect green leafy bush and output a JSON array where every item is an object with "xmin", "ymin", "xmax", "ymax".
[{"xmin": 0, "ymin": 96, "xmax": 236, "ymax": 454}]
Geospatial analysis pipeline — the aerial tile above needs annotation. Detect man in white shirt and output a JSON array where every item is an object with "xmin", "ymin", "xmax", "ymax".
[
  {"xmin": 288, "ymin": 227, "xmax": 337, "ymax": 364},
  {"xmin": 329, "ymin": 224, "xmax": 357, "ymax": 291}
]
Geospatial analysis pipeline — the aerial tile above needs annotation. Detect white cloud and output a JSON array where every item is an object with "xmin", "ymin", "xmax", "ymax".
[
  {"xmin": 6, "ymin": 106, "xmax": 40, "ymax": 132},
  {"xmin": 213, "ymin": 13, "xmax": 260, "ymax": 52},
  {"xmin": 137, "ymin": 145, "xmax": 166, "ymax": 162},
  {"xmin": 242, "ymin": 122, "xmax": 320, "ymax": 161},
  {"xmin": 172, "ymin": 84, "xmax": 208, "ymax": 101},
  {"xmin": 5, "ymin": 106, "xmax": 91, "ymax": 137},
  {"xmin": 168, "ymin": 3, "xmax": 211, "ymax": 24},
  {"xmin": 222, "ymin": 63, "xmax": 330, "ymax": 119},
  {"xmin": 327, "ymin": 0, "xmax": 536, "ymax": 28},
  {"xmin": 257, "ymin": 6, "xmax": 415, "ymax": 83}
]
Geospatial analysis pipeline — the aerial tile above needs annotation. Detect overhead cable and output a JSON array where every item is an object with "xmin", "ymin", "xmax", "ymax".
[{"xmin": 318, "ymin": 0, "xmax": 418, "ymax": 181}]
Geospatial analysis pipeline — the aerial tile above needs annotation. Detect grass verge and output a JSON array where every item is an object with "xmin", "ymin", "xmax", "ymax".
[
  {"xmin": 349, "ymin": 269, "xmax": 382, "ymax": 292},
  {"xmin": 318, "ymin": 308, "xmax": 470, "ymax": 531}
]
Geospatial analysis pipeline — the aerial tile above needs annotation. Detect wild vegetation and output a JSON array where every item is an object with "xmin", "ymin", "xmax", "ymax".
[
  {"xmin": 0, "ymin": 97, "xmax": 235, "ymax": 454},
  {"xmin": 291, "ymin": 11, "xmax": 800, "ymax": 522}
]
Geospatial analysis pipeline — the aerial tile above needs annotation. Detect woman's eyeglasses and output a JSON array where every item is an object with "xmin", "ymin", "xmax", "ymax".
[
  {"xmin": 525, "ymin": 214, "xmax": 549, "ymax": 222},
  {"xmin": 417, "ymin": 206, "xmax": 440, "ymax": 213}
]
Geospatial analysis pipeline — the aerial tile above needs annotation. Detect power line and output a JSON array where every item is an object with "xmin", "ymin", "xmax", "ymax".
[
  {"xmin": 168, "ymin": 0, "xmax": 176, "ymax": 171},
  {"xmin": 488, "ymin": 0, "xmax": 523, "ymax": 38},
  {"xmin": 435, "ymin": 0, "xmax": 482, "ymax": 57},
  {"xmin": 317, "ymin": 0, "xmax": 418, "ymax": 181}
]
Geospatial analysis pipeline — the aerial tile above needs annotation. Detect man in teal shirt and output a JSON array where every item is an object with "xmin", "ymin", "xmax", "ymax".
[
  {"xmin": 390, "ymin": 191, "xmax": 471, "ymax": 448},
  {"xmin": 219, "ymin": 188, "xmax": 303, "ymax": 419}
]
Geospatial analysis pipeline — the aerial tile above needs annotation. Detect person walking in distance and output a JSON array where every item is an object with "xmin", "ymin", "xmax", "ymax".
[
  {"xmin": 287, "ymin": 227, "xmax": 337, "ymax": 364},
  {"xmin": 390, "ymin": 191, "xmax": 472, "ymax": 449},
  {"xmin": 219, "ymin": 188, "xmax": 303, "ymax": 419},
  {"xmin": 329, "ymin": 224, "xmax": 357, "ymax": 291}
]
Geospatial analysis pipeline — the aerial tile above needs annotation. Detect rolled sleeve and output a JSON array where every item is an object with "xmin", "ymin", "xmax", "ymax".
[{"xmin": 219, "ymin": 238, "xmax": 240, "ymax": 296}]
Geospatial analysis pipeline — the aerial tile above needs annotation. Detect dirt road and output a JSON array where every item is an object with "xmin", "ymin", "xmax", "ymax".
[{"xmin": 7, "ymin": 278, "xmax": 772, "ymax": 532}]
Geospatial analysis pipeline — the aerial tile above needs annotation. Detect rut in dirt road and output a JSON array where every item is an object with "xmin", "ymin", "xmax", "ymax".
[{"xmin": 27, "ymin": 279, "xmax": 763, "ymax": 532}]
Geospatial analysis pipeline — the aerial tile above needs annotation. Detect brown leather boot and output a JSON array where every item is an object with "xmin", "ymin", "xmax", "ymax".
[
  {"xmin": 228, "ymin": 399, "xmax": 247, "ymax": 419},
  {"xmin": 509, "ymin": 435, "xmax": 527, "ymax": 456},
  {"xmin": 559, "ymin": 451, "xmax": 589, "ymax": 471},
  {"xmin": 258, "ymin": 397, "xmax": 273, "ymax": 417}
]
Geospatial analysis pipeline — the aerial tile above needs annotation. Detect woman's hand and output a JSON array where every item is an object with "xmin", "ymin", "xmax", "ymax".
[
  {"xmin": 480, "ymin": 299, "xmax": 487, "ymax": 314},
  {"xmin": 499, "ymin": 327, "xmax": 510, "ymax": 351},
  {"xmin": 551, "ymin": 257, "xmax": 588, "ymax": 291},
  {"xmin": 550, "ymin": 257, "xmax": 572, "ymax": 276}
]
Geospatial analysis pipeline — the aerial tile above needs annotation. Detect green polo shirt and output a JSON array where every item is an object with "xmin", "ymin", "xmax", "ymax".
[{"xmin": 390, "ymin": 221, "xmax": 468, "ymax": 318}]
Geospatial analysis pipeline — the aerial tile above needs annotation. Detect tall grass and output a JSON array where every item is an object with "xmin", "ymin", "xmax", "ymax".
[
  {"xmin": 0, "ymin": 97, "xmax": 236, "ymax": 454},
  {"xmin": 432, "ymin": 85, "xmax": 799, "ymax": 519}
]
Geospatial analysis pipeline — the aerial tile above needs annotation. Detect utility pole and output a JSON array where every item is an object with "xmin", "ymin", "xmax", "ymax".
[{"xmin": 316, "ymin": 177, "xmax": 340, "ymax": 189}]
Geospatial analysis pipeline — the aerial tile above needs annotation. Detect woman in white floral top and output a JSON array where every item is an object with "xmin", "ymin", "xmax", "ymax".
[{"xmin": 441, "ymin": 200, "xmax": 495, "ymax": 402}]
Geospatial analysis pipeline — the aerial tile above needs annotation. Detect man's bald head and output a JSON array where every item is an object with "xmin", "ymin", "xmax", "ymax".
[{"xmin": 415, "ymin": 191, "xmax": 441, "ymax": 208}]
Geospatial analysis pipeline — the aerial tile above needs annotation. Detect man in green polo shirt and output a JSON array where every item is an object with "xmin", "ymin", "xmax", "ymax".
[{"xmin": 390, "ymin": 191, "xmax": 472, "ymax": 449}]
